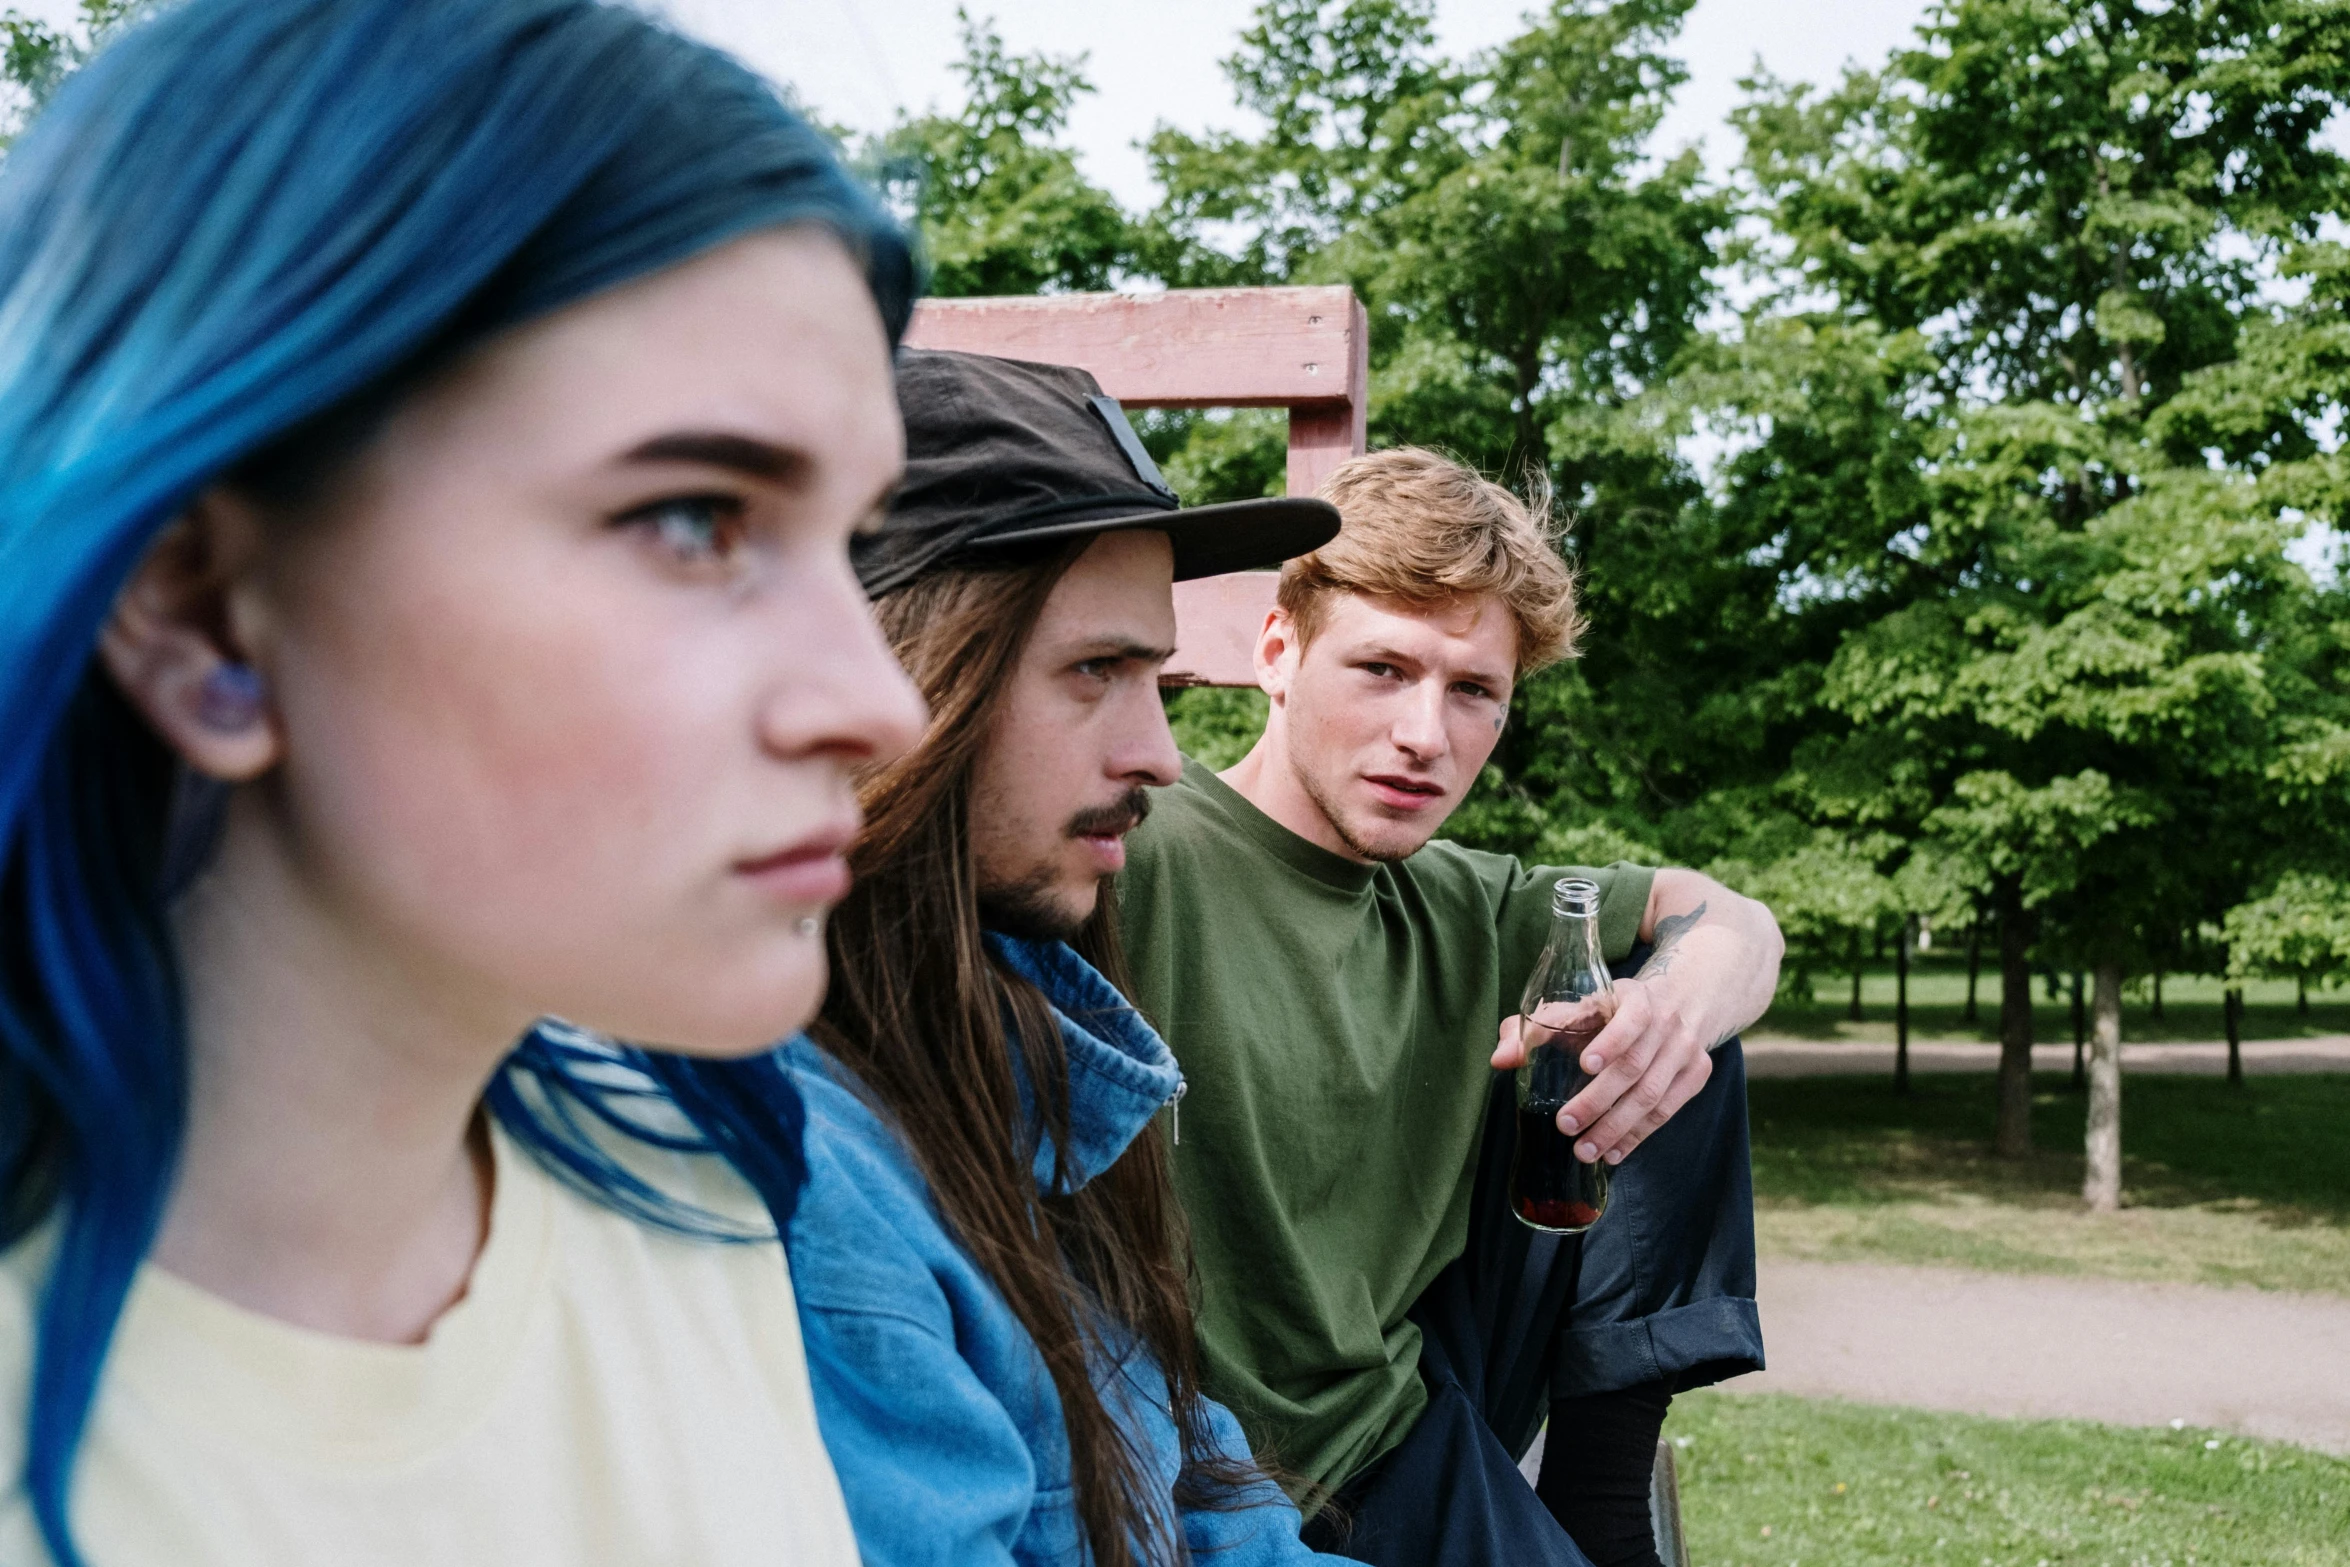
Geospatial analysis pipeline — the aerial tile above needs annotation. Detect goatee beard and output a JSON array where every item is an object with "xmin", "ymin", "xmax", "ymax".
[
  {"xmin": 978, "ymin": 866, "xmax": 1093, "ymax": 943},
  {"xmin": 977, "ymin": 788, "xmax": 1154, "ymax": 939}
]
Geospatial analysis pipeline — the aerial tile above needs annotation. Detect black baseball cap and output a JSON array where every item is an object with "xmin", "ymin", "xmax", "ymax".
[{"xmin": 854, "ymin": 349, "xmax": 1342, "ymax": 598}]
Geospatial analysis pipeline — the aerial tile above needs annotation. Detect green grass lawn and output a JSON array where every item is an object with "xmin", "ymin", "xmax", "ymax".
[
  {"xmin": 1746, "ymin": 1075, "xmax": 2350, "ymax": 1294},
  {"xmin": 1668, "ymin": 1391, "xmax": 2350, "ymax": 1567},
  {"xmin": 1756, "ymin": 962, "xmax": 2349, "ymax": 1045}
]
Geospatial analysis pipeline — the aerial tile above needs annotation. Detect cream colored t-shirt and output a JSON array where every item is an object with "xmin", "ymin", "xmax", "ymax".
[{"xmin": 0, "ymin": 1121, "xmax": 859, "ymax": 1565}]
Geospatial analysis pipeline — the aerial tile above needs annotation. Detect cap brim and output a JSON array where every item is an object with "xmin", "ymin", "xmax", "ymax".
[{"xmin": 985, "ymin": 495, "xmax": 1341, "ymax": 581}]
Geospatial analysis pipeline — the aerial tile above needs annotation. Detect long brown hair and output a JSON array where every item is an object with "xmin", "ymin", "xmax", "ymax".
[{"xmin": 816, "ymin": 543, "xmax": 1251, "ymax": 1566}]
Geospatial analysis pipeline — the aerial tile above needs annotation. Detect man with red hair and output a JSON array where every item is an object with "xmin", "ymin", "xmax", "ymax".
[{"xmin": 1121, "ymin": 447, "xmax": 1782, "ymax": 1567}]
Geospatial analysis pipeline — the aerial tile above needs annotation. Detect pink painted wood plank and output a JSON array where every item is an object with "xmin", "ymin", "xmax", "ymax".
[
  {"xmin": 905, "ymin": 286, "xmax": 1361, "ymax": 409},
  {"xmin": 1287, "ymin": 405, "xmax": 1357, "ymax": 499},
  {"xmin": 1164, "ymin": 572, "xmax": 1279, "ymax": 689}
]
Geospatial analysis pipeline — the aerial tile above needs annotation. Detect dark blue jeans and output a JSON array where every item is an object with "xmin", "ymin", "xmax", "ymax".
[{"xmin": 1301, "ymin": 960, "xmax": 1761, "ymax": 1567}]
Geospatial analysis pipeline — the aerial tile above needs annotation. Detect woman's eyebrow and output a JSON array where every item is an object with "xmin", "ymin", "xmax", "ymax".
[{"xmin": 621, "ymin": 430, "xmax": 806, "ymax": 481}]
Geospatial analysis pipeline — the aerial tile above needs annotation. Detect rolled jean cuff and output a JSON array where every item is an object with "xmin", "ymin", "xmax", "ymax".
[{"xmin": 1550, "ymin": 1295, "xmax": 1763, "ymax": 1398}]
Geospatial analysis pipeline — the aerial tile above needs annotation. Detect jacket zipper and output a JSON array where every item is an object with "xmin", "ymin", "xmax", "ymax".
[{"xmin": 1167, "ymin": 1077, "xmax": 1188, "ymax": 1147}]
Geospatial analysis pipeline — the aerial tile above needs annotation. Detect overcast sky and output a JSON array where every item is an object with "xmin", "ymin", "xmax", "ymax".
[
  {"xmin": 22, "ymin": 0, "xmax": 1941, "ymax": 201},
  {"xmin": 654, "ymin": 0, "xmax": 1939, "ymax": 204}
]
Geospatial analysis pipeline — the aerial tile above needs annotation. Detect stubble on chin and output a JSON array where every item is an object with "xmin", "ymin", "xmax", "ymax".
[
  {"xmin": 976, "ymin": 863, "xmax": 1095, "ymax": 942},
  {"xmin": 975, "ymin": 790, "xmax": 1147, "ymax": 940},
  {"xmin": 1297, "ymin": 763, "xmax": 1436, "ymax": 864}
]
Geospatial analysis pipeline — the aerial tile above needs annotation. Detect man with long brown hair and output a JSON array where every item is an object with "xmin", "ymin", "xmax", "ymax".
[
  {"xmin": 1119, "ymin": 447, "xmax": 1785, "ymax": 1567},
  {"xmin": 776, "ymin": 350, "xmax": 1354, "ymax": 1567}
]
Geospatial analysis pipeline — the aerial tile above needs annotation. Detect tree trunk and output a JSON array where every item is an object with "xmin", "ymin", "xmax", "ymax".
[
  {"xmin": 1996, "ymin": 887, "xmax": 2034, "ymax": 1159},
  {"xmin": 2152, "ymin": 971, "xmax": 2164, "ymax": 1021},
  {"xmin": 2225, "ymin": 987, "xmax": 2244, "ymax": 1087},
  {"xmin": 1506, "ymin": 346, "xmax": 1544, "ymax": 484},
  {"xmin": 1849, "ymin": 962, "xmax": 1864, "ymax": 1022},
  {"xmin": 2299, "ymin": 974, "xmax": 2309, "ymax": 1016},
  {"xmin": 2083, "ymin": 963, "xmax": 2123, "ymax": 1212},
  {"xmin": 1895, "ymin": 919, "xmax": 1911, "ymax": 1094},
  {"xmin": 2070, "ymin": 971, "xmax": 2086, "ymax": 1091},
  {"xmin": 2103, "ymin": 170, "xmax": 2146, "ymax": 402},
  {"xmin": 1964, "ymin": 923, "xmax": 1982, "ymax": 1024}
]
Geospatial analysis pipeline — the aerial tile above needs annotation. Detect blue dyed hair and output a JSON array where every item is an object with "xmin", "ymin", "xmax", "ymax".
[{"xmin": 0, "ymin": 1, "xmax": 913, "ymax": 1559}]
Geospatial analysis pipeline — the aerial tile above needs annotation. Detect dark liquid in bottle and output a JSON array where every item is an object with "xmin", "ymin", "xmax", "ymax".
[{"xmin": 1511, "ymin": 1103, "xmax": 1607, "ymax": 1231}]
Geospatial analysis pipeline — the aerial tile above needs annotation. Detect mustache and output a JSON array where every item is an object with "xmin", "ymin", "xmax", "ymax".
[{"xmin": 1066, "ymin": 787, "xmax": 1151, "ymax": 840}]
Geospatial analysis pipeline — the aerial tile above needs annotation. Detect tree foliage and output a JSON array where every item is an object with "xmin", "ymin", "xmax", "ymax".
[
  {"xmin": 1728, "ymin": 0, "xmax": 2350, "ymax": 1149},
  {"xmin": 1139, "ymin": 0, "xmax": 2350, "ymax": 1165},
  {"xmin": 2225, "ymin": 870, "xmax": 2350, "ymax": 989},
  {"xmin": 861, "ymin": 10, "xmax": 1130, "ymax": 298},
  {"xmin": 879, "ymin": 8, "xmax": 2350, "ymax": 1140},
  {"xmin": 1, "ymin": 0, "xmax": 142, "ymax": 149}
]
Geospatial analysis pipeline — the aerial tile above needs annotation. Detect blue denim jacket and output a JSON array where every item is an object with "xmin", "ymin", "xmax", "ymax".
[{"xmin": 781, "ymin": 935, "xmax": 1354, "ymax": 1567}]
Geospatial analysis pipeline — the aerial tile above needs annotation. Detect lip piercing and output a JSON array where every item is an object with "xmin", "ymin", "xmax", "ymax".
[
  {"xmin": 195, "ymin": 663, "xmax": 266, "ymax": 732},
  {"xmin": 796, "ymin": 917, "xmax": 820, "ymax": 938}
]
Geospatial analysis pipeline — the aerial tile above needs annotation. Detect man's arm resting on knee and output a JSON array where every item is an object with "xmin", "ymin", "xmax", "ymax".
[{"xmin": 1491, "ymin": 867, "xmax": 1783, "ymax": 1165}]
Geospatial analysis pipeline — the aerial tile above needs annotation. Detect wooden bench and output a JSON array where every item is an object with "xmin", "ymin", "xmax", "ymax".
[{"xmin": 911, "ymin": 285, "xmax": 1694, "ymax": 1560}]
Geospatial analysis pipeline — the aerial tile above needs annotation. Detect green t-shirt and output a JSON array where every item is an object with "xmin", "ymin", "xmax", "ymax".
[{"xmin": 1118, "ymin": 759, "xmax": 1652, "ymax": 1496}]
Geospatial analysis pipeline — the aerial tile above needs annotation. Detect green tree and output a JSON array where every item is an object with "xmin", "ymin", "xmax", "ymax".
[
  {"xmin": 1708, "ymin": 828, "xmax": 1899, "ymax": 1013},
  {"xmin": 863, "ymin": 11, "xmax": 1130, "ymax": 298},
  {"xmin": 1736, "ymin": 0, "xmax": 2350, "ymax": 1174},
  {"xmin": 1136, "ymin": 0, "xmax": 1458, "ymax": 290},
  {"xmin": 878, "ymin": 2, "xmax": 2350, "ymax": 1208},
  {"xmin": 2221, "ymin": 862, "xmax": 2350, "ymax": 1083},
  {"xmin": 1, "ymin": 0, "xmax": 143, "ymax": 149},
  {"xmin": 2226, "ymin": 871, "xmax": 2350, "ymax": 991},
  {"xmin": 1148, "ymin": 0, "xmax": 1724, "ymax": 477}
]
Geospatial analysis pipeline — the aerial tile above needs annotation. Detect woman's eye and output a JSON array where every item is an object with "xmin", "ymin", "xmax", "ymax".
[
  {"xmin": 1362, "ymin": 662, "xmax": 1397, "ymax": 679},
  {"xmin": 1073, "ymin": 657, "xmax": 1115, "ymax": 681},
  {"xmin": 622, "ymin": 495, "xmax": 749, "ymax": 566}
]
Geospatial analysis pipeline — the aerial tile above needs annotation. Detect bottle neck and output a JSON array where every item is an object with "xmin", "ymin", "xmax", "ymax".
[
  {"xmin": 1549, "ymin": 904, "xmax": 1610, "ymax": 976},
  {"xmin": 1521, "ymin": 876, "xmax": 1614, "ymax": 1015}
]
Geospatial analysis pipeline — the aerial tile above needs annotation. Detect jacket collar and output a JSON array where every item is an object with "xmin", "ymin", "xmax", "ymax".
[{"xmin": 986, "ymin": 933, "xmax": 1180, "ymax": 1195}]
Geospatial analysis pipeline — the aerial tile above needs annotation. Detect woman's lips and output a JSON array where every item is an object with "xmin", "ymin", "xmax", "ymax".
[
  {"xmin": 735, "ymin": 827, "xmax": 856, "ymax": 906},
  {"xmin": 1364, "ymin": 774, "xmax": 1445, "ymax": 812}
]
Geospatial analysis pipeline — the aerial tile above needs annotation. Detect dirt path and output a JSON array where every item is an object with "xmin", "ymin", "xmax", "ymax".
[
  {"xmin": 1744, "ymin": 1036, "xmax": 2350, "ymax": 1078},
  {"xmin": 1720, "ymin": 1258, "xmax": 2350, "ymax": 1453}
]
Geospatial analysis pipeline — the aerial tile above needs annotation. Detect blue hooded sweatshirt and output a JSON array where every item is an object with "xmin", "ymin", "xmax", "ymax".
[{"xmin": 780, "ymin": 935, "xmax": 1356, "ymax": 1567}]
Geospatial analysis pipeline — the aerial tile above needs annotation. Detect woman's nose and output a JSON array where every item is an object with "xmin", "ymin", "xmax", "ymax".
[{"xmin": 759, "ymin": 560, "xmax": 927, "ymax": 766}]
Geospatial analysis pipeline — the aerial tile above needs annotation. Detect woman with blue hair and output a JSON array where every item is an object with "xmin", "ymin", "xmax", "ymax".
[{"xmin": 0, "ymin": 0, "xmax": 930, "ymax": 1561}]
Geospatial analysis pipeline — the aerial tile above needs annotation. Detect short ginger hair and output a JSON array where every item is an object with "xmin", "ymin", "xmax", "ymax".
[{"xmin": 1278, "ymin": 446, "xmax": 1583, "ymax": 678}]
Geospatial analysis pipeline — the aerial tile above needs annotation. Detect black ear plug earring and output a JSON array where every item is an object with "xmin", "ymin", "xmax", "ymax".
[{"xmin": 196, "ymin": 663, "xmax": 266, "ymax": 731}]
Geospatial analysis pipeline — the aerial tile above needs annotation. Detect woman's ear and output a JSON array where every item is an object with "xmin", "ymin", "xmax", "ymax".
[{"xmin": 98, "ymin": 488, "xmax": 283, "ymax": 781}]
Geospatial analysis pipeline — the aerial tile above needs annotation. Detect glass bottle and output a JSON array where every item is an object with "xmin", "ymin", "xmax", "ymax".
[{"xmin": 1511, "ymin": 876, "xmax": 1614, "ymax": 1233}]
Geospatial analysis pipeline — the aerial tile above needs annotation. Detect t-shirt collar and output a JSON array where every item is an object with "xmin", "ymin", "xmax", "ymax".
[
  {"xmin": 1178, "ymin": 757, "xmax": 1379, "ymax": 894},
  {"xmin": 985, "ymin": 932, "xmax": 1181, "ymax": 1194}
]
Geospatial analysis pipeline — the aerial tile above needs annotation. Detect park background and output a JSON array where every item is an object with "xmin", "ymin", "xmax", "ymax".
[{"xmin": 8, "ymin": 0, "xmax": 2349, "ymax": 1560}]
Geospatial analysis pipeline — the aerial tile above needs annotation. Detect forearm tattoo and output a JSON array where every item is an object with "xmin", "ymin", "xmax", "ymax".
[{"xmin": 1642, "ymin": 900, "xmax": 1707, "ymax": 979}]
